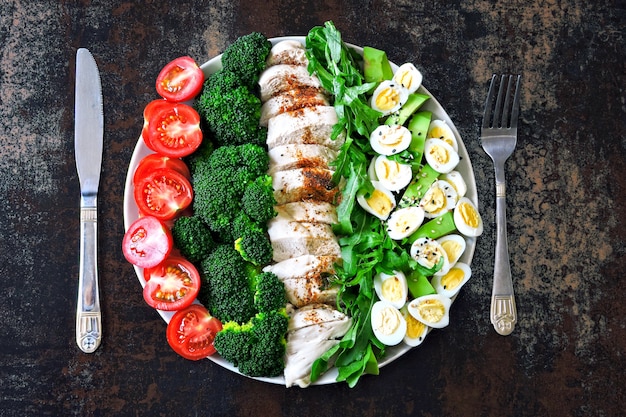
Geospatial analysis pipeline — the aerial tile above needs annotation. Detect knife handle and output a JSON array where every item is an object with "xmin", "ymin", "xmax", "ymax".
[{"xmin": 76, "ymin": 206, "xmax": 102, "ymax": 353}]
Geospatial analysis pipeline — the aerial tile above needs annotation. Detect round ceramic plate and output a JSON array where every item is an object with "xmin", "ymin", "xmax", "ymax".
[{"xmin": 123, "ymin": 36, "xmax": 478, "ymax": 386}]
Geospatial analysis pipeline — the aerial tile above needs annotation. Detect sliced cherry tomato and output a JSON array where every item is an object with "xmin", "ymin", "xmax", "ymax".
[
  {"xmin": 143, "ymin": 100, "xmax": 202, "ymax": 158},
  {"xmin": 134, "ymin": 167, "xmax": 193, "ymax": 221},
  {"xmin": 142, "ymin": 255, "xmax": 200, "ymax": 311},
  {"xmin": 166, "ymin": 304, "xmax": 223, "ymax": 360},
  {"xmin": 122, "ymin": 216, "xmax": 173, "ymax": 269},
  {"xmin": 156, "ymin": 56, "xmax": 204, "ymax": 102},
  {"xmin": 133, "ymin": 153, "xmax": 191, "ymax": 186}
]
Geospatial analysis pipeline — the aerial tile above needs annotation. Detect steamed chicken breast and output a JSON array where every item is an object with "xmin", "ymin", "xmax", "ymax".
[
  {"xmin": 260, "ymin": 88, "xmax": 329, "ymax": 126},
  {"xmin": 271, "ymin": 167, "xmax": 340, "ymax": 205},
  {"xmin": 267, "ymin": 218, "xmax": 340, "ymax": 262},
  {"xmin": 273, "ymin": 201, "xmax": 338, "ymax": 225},
  {"xmin": 268, "ymin": 144, "xmax": 338, "ymax": 174},
  {"xmin": 265, "ymin": 40, "xmax": 308, "ymax": 67},
  {"xmin": 258, "ymin": 64, "xmax": 323, "ymax": 102},
  {"xmin": 266, "ymin": 105, "xmax": 345, "ymax": 150},
  {"xmin": 284, "ymin": 304, "xmax": 353, "ymax": 388}
]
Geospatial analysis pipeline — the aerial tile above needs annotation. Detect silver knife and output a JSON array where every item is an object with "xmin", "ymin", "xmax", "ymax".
[{"xmin": 74, "ymin": 48, "xmax": 104, "ymax": 353}]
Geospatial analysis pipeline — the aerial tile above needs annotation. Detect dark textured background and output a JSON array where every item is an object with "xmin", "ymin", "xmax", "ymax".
[{"xmin": 1, "ymin": 1, "xmax": 624, "ymax": 416}]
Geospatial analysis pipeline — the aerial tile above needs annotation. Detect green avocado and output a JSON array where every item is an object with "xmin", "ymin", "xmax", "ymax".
[{"xmin": 363, "ymin": 46, "xmax": 394, "ymax": 84}]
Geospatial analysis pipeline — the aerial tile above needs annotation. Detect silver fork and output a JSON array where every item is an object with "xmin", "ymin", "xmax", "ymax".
[{"xmin": 481, "ymin": 74, "xmax": 521, "ymax": 336}]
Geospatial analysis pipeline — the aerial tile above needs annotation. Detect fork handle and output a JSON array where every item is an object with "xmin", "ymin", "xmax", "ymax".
[{"xmin": 490, "ymin": 174, "xmax": 517, "ymax": 335}]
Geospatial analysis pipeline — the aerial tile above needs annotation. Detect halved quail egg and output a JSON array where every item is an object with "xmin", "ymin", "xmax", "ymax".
[
  {"xmin": 374, "ymin": 271, "xmax": 408, "ymax": 309},
  {"xmin": 453, "ymin": 197, "xmax": 484, "ymax": 237},
  {"xmin": 370, "ymin": 80, "xmax": 409, "ymax": 115},
  {"xmin": 437, "ymin": 234, "xmax": 467, "ymax": 268},
  {"xmin": 419, "ymin": 180, "xmax": 458, "ymax": 218},
  {"xmin": 370, "ymin": 124, "xmax": 412, "ymax": 156},
  {"xmin": 386, "ymin": 206, "xmax": 425, "ymax": 240},
  {"xmin": 401, "ymin": 305, "xmax": 430, "ymax": 347},
  {"xmin": 440, "ymin": 170, "xmax": 467, "ymax": 200},
  {"xmin": 424, "ymin": 138, "xmax": 460, "ymax": 174},
  {"xmin": 357, "ymin": 181, "xmax": 396, "ymax": 220},
  {"xmin": 427, "ymin": 119, "xmax": 458, "ymax": 151},
  {"xmin": 410, "ymin": 237, "xmax": 450, "ymax": 273},
  {"xmin": 392, "ymin": 63, "xmax": 423, "ymax": 94},
  {"xmin": 408, "ymin": 294, "xmax": 452, "ymax": 329},
  {"xmin": 374, "ymin": 155, "xmax": 413, "ymax": 192},
  {"xmin": 431, "ymin": 262, "xmax": 472, "ymax": 298},
  {"xmin": 371, "ymin": 301, "xmax": 407, "ymax": 346}
]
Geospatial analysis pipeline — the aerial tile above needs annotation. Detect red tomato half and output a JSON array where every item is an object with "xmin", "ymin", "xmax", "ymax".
[
  {"xmin": 133, "ymin": 153, "xmax": 191, "ymax": 186},
  {"xmin": 134, "ymin": 167, "xmax": 193, "ymax": 221},
  {"xmin": 122, "ymin": 216, "xmax": 173, "ymax": 269},
  {"xmin": 143, "ymin": 100, "xmax": 202, "ymax": 158},
  {"xmin": 142, "ymin": 255, "xmax": 200, "ymax": 311},
  {"xmin": 156, "ymin": 56, "xmax": 204, "ymax": 102},
  {"xmin": 166, "ymin": 304, "xmax": 223, "ymax": 360}
]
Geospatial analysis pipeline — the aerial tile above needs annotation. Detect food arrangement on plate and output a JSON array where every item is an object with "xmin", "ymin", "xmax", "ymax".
[{"xmin": 122, "ymin": 21, "xmax": 482, "ymax": 388}]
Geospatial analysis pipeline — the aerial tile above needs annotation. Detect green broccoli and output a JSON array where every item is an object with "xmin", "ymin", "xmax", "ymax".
[
  {"xmin": 221, "ymin": 32, "xmax": 272, "ymax": 88},
  {"xmin": 213, "ymin": 310, "xmax": 289, "ymax": 377},
  {"xmin": 234, "ymin": 229, "xmax": 273, "ymax": 266},
  {"xmin": 191, "ymin": 144, "xmax": 269, "ymax": 241},
  {"xmin": 242, "ymin": 175, "xmax": 277, "ymax": 224},
  {"xmin": 232, "ymin": 211, "xmax": 264, "ymax": 238},
  {"xmin": 170, "ymin": 216, "xmax": 216, "ymax": 264},
  {"xmin": 195, "ymin": 70, "xmax": 268, "ymax": 147},
  {"xmin": 252, "ymin": 271, "xmax": 287, "ymax": 314},
  {"xmin": 200, "ymin": 244, "xmax": 257, "ymax": 323}
]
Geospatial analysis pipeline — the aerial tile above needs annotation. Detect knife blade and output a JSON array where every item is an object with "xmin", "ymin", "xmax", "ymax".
[{"xmin": 74, "ymin": 48, "xmax": 104, "ymax": 353}]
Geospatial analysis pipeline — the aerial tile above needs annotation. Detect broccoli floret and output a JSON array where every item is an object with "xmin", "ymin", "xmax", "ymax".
[
  {"xmin": 195, "ymin": 70, "xmax": 268, "ymax": 147},
  {"xmin": 242, "ymin": 175, "xmax": 277, "ymax": 224},
  {"xmin": 200, "ymin": 244, "xmax": 257, "ymax": 323},
  {"xmin": 253, "ymin": 271, "xmax": 287, "ymax": 314},
  {"xmin": 213, "ymin": 310, "xmax": 288, "ymax": 377},
  {"xmin": 232, "ymin": 211, "xmax": 263, "ymax": 238},
  {"xmin": 170, "ymin": 216, "xmax": 216, "ymax": 264},
  {"xmin": 221, "ymin": 32, "xmax": 272, "ymax": 88},
  {"xmin": 234, "ymin": 229, "xmax": 273, "ymax": 266},
  {"xmin": 191, "ymin": 144, "xmax": 270, "ymax": 241}
]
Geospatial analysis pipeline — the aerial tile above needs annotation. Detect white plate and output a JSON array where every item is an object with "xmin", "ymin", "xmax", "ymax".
[{"xmin": 123, "ymin": 36, "xmax": 478, "ymax": 386}]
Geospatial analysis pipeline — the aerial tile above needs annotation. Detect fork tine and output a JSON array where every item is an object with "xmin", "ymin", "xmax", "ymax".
[
  {"xmin": 510, "ymin": 75, "xmax": 521, "ymax": 129},
  {"xmin": 482, "ymin": 74, "xmax": 497, "ymax": 129},
  {"xmin": 493, "ymin": 75, "xmax": 507, "ymax": 128}
]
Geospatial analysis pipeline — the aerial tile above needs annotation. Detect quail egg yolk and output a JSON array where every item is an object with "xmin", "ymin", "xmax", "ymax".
[
  {"xmin": 372, "ymin": 304, "xmax": 403, "ymax": 336},
  {"xmin": 367, "ymin": 189, "xmax": 394, "ymax": 217},
  {"xmin": 458, "ymin": 201, "xmax": 480, "ymax": 228},
  {"xmin": 374, "ymin": 85, "xmax": 403, "ymax": 113},
  {"xmin": 429, "ymin": 125, "xmax": 455, "ymax": 148},
  {"xmin": 405, "ymin": 312, "xmax": 427, "ymax": 339},
  {"xmin": 415, "ymin": 299, "xmax": 446, "ymax": 324},
  {"xmin": 421, "ymin": 186, "xmax": 446, "ymax": 213},
  {"xmin": 441, "ymin": 267, "xmax": 465, "ymax": 292},
  {"xmin": 428, "ymin": 143, "xmax": 450, "ymax": 166},
  {"xmin": 381, "ymin": 276, "xmax": 404, "ymax": 304},
  {"xmin": 441, "ymin": 240, "xmax": 463, "ymax": 263}
]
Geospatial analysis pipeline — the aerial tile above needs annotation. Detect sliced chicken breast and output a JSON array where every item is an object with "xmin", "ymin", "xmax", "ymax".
[
  {"xmin": 263, "ymin": 254, "xmax": 339, "ymax": 307},
  {"xmin": 266, "ymin": 106, "xmax": 345, "ymax": 150},
  {"xmin": 258, "ymin": 64, "xmax": 323, "ymax": 102},
  {"xmin": 267, "ymin": 219, "xmax": 340, "ymax": 262},
  {"xmin": 271, "ymin": 168, "xmax": 340, "ymax": 205},
  {"xmin": 260, "ymin": 88, "xmax": 329, "ymax": 126},
  {"xmin": 284, "ymin": 304, "xmax": 352, "ymax": 387},
  {"xmin": 266, "ymin": 40, "xmax": 308, "ymax": 67},
  {"xmin": 268, "ymin": 144, "xmax": 338, "ymax": 174},
  {"xmin": 273, "ymin": 201, "xmax": 338, "ymax": 224}
]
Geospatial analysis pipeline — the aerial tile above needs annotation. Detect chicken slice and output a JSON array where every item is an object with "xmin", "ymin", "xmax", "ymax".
[
  {"xmin": 274, "ymin": 201, "xmax": 338, "ymax": 225},
  {"xmin": 263, "ymin": 254, "xmax": 339, "ymax": 307},
  {"xmin": 267, "ymin": 219, "xmax": 340, "ymax": 262},
  {"xmin": 266, "ymin": 40, "xmax": 308, "ymax": 67},
  {"xmin": 266, "ymin": 105, "xmax": 345, "ymax": 150},
  {"xmin": 284, "ymin": 304, "xmax": 352, "ymax": 387},
  {"xmin": 258, "ymin": 64, "xmax": 323, "ymax": 102},
  {"xmin": 268, "ymin": 143, "xmax": 338, "ymax": 174},
  {"xmin": 271, "ymin": 168, "xmax": 340, "ymax": 205},
  {"xmin": 260, "ymin": 88, "xmax": 329, "ymax": 126}
]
